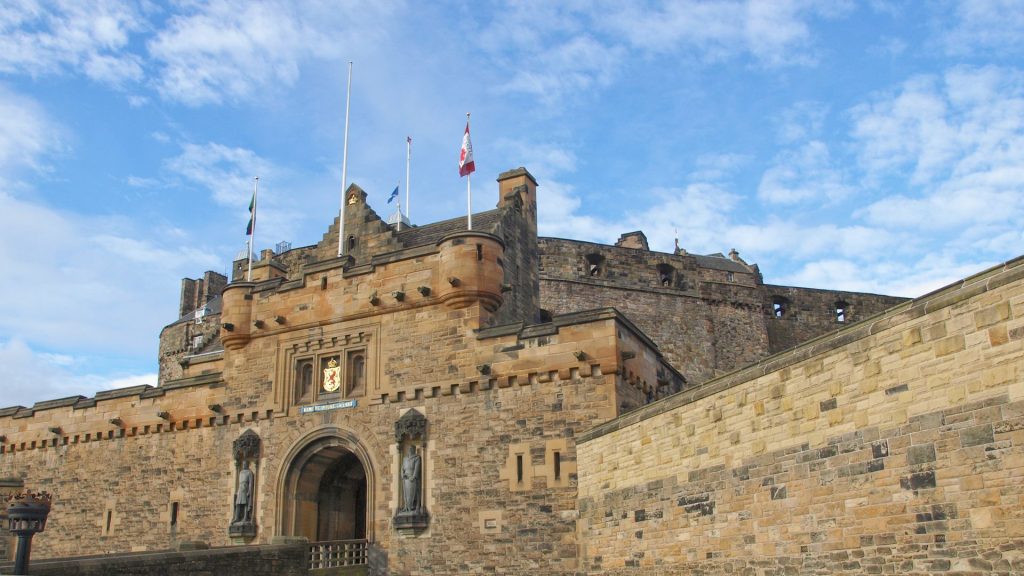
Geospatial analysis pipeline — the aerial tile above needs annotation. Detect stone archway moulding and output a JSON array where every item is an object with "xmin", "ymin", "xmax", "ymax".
[{"xmin": 275, "ymin": 425, "xmax": 378, "ymax": 542}]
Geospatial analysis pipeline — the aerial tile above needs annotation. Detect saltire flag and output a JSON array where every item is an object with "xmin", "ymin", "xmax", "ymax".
[
  {"xmin": 246, "ymin": 192, "xmax": 256, "ymax": 235},
  {"xmin": 387, "ymin": 185, "xmax": 399, "ymax": 204},
  {"xmin": 459, "ymin": 122, "xmax": 475, "ymax": 177}
]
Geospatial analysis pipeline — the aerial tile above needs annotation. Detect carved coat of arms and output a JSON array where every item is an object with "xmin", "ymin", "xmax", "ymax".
[{"xmin": 322, "ymin": 358, "xmax": 341, "ymax": 392}]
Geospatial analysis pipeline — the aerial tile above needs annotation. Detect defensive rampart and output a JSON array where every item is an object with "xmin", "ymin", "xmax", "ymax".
[{"xmin": 577, "ymin": 256, "xmax": 1024, "ymax": 574}]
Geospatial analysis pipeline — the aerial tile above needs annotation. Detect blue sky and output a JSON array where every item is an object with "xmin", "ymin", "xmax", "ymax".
[{"xmin": 2, "ymin": 0, "xmax": 1022, "ymax": 407}]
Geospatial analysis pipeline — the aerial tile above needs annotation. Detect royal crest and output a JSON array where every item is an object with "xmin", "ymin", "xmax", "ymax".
[{"xmin": 322, "ymin": 358, "xmax": 341, "ymax": 392}]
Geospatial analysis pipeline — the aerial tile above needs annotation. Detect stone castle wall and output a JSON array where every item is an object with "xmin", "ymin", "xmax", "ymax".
[
  {"xmin": 0, "ymin": 207, "xmax": 679, "ymax": 575},
  {"xmin": 763, "ymin": 283, "xmax": 908, "ymax": 354},
  {"xmin": 539, "ymin": 238, "xmax": 767, "ymax": 384},
  {"xmin": 576, "ymin": 256, "xmax": 1024, "ymax": 574},
  {"xmin": 538, "ymin": 238, "xmax": 906, "ymax": 386},
  {"xmin": 0, "ymin": 315, "xmax": 637, "ymax": 574}
]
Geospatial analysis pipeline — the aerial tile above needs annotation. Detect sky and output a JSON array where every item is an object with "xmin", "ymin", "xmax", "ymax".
[{"xmin": 1, "ymin": 0, "xmax": 1022, "ymax": 408}]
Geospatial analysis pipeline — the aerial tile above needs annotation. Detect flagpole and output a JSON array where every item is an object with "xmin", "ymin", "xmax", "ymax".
[
  {"xmin": 466, "ymin": 112, "xmax": 472, "ymax": 231},
  {"xmin": 396, "ymin": 180, "xmax": 402, "ymax": 232},
  {"xmin": 337, "ymin": 61, "xmax": 353, "ymax": 258},
  {"xmin": 405, "ymin": 136, "xmax": 411, "ymax": 224},
  {"xmin": 247, "ymin": 176, "xmax": 259, "ymax": 282}
]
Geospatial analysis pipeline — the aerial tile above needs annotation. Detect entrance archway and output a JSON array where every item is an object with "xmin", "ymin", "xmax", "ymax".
[{"xmin": 278, "ymin": 429, "xmax": 374, "ymax": 543}]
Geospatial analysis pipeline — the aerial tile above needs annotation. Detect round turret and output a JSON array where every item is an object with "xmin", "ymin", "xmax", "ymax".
[
  {"xmin": 220, "ymin": 282, "xmax": 254, "ymax": 350},
  {"xmin": 436, "ymin": 231, "xmax": 505, "ymax": 311}
]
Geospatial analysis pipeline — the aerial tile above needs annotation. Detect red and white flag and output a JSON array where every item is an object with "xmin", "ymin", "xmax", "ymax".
[{"xmin": 459, "ymin": 122, "xmax": 475, "ymax": 177}]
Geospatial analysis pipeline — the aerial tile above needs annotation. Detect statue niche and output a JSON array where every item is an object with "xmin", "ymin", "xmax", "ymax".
[
  {"xmin": 394, "ymin": 409, "xmax": 429, "ymax": 532},
  {"xmin": 229, "ymin": 429, "xmax": 261, "ymax": 538}
]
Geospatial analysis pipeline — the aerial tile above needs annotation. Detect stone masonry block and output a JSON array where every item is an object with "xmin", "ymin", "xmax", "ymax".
[
  {"xmin": 934, "ymin": 334, "xmax": 966, "ymax": 358},
  {"xmin": 974, "ymin": 302, "xmax": 1011, "ymax": 329},
  {"xmin": 902, "ymin": 328, "xmax": 922, "ymax": 348},
  {"xmin": 989, "ymin": 325, "xmax": 1009, "ymax": 347}
]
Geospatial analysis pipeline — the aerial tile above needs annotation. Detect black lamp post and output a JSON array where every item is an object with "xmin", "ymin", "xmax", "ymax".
[{"xmin": 7, "ymin": 490, "xmax": 52, "ymax": 575}]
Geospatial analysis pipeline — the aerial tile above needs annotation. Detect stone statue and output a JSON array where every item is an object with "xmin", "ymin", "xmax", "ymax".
[
  {"xmin": 400, "ymin": 445, "xmax": 421, "ymax": 513},
  {"xmin": 233, "ymin": 461, "xmax": 254, "ymax": 523}
]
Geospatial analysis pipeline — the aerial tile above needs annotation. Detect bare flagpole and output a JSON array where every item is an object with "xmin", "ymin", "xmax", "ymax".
[
  {"xmin": 337, "ymin": 61, "xmax": 353, "ymax": 258},
  {"xmin": 405, "ymin": 136, "xmax": 411, "ymax": 225},
  {"xmin": 247, "ymin": 176, "xmax": 259, "ymax": 281}
]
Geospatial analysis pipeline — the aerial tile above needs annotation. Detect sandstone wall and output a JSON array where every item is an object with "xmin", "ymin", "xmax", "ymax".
[
  {"xmin": 576, "ymin": 257, "xmax": 1024, "ymax": 574},
  {"xmin": 2, "ymin": 226, "xmax": 676, "ymax": 576},
  {"xmin": 0, "ymin": 542, "xmax": 309, "ymax": 576}
]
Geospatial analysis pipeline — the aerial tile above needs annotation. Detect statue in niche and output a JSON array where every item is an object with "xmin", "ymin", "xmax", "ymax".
[
  {"xmin": 394, "ymin": 410, "xmax": 429, "ymax": 531},
  {"xmin": 233, "ymin": 461, "xmax": 255, "ymax": 523},
  {"xmin": 400, "ymin": 445, "xmax": 422, "ymax": 513},
  {"xmin": 229, "ymin": 430, "xmax": 260, "ymax": 537}
]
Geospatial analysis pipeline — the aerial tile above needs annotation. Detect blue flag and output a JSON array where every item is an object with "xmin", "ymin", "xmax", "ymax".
[{"xmin": 387, "ymin": 186, "xmax": 399, "ymax": 204}]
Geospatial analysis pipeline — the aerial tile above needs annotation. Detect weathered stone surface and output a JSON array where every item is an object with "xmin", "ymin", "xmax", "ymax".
[{"xmin": 578, "ymin": 255, "xmax": 1024, "ymax": 574}]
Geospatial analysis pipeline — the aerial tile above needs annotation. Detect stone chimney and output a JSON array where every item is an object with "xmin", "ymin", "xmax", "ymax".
[
  {"xmin": 616, "ymin": 231, "xmax": 649, "ymax": 251},
  {"xmin": 497, "ymin": 167, "xmax": 537, "ymax": 222}
]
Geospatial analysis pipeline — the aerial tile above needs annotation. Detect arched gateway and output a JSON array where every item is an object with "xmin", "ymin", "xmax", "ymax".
[{"xmin": 277, "ymin": 429, "xmax": 375, "ymax": 555}]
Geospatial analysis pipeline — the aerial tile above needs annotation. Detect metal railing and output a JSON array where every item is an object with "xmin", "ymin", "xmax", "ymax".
[{"xmin": 309, "ymin": 539, "xmax": 367, "ymax": 569}]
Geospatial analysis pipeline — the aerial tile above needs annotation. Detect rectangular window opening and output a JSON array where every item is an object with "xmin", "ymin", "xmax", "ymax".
[
  {"xmin": 170, "ymin": 502, "xmax": 179, "ymax": 526},
  {"xmin": 105, "ymin": 510, "xmax": 113, "ymax": 534},
  {"xmin": 516, "ymin": 454, "xmax": 524, "ymax": 484},
  {"xmin": 554, "ymin": 451, "xmax": 561, "ymax": 481}
]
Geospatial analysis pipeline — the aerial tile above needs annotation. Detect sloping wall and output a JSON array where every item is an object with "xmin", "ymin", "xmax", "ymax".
[{"xmin": 577, "ymin": 257, "xmax": 1024, "ymax": 574}]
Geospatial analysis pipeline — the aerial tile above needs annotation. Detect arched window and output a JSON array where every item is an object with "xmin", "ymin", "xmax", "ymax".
[
  {"xmin": 295, "ymin": 360, "xmax": 314, "ymax": 403},
  {"xmin": 656, "ymin": 263, "xmax": 674, "ymax": 287},
  {"xmin": 585, "ymin": 253, "xmax": 605, "ymax": 277},
  {"xmin": 835, "ymin": 301, "xmax": 848, "ymax": 323},
  {"xmin": 347, "ymin": 351, "xmax": 366, "ymax": 396},
  {"xmin": 347, "ymin": 235, "xmax": 357, "ymax": 251}
]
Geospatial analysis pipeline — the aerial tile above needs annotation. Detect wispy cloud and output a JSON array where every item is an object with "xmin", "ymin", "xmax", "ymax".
[
  {"xmin": 0, "ymin": 85, "xmax": 65, "ymax": 174},
  {"xmin": 166, "ymin": 142, "xmax": 276, "ymax": 206},
  {"xmin": 147, "ymin": 0, "xmax": 395, "ymax": 105},
  {"xmin": 852, "ymin": 66, "xmax": 1024, "ymax": 233},
  {"xmin": 940, "ymin": 0, "xmax": 1024, "ymax": 56},
  {"xmin": 599, "ymin": 0, "xmax": 851, "ymax": 66},
  {"xmin": 758, "ymin": 140, "xmax": 853, "ymax": 204},
  {"xmin": 0, "ymin": 338, "xmax": 156, "ymax": 408},
  {"xmin": 0, "ymin": 189, "xmax": 220, "ymax": 355},
  {"xmin": 0, "ymin": 0, "xmax": 144, "ymax": 86}
]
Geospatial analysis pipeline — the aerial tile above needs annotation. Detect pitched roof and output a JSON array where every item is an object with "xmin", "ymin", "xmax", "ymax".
[{"xmin": 396, "ymin": 209, "xmax": 503, "ymax": 248}]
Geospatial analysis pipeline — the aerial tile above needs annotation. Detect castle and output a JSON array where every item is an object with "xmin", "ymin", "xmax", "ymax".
[{"xmin": 1, "ymin": 168, "xmax": 1022, "ymax": 575}]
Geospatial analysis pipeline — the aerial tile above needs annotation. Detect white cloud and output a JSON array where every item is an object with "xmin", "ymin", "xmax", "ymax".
[
  {"xmin": 599, "ymin": 0, "xmax": 851, "ymax": 66},
  {"xmin": 494, "ymin": 35, "xmax": 625, "ymax": 105},
  {"xmin": 478, "ymin": 0, "xmax": 850, "ymax": 107},
  {"xmin": 690, "ymin": 153, "xmax": 751, "ymax": 182},
  {"xmin": 0, "ymin": 190, "xmax": 220, "ymax": 357},
  {"xmin": 0, "ymin": 85, "xmax": 64, "ymax": 174},
  {"xmin": 777, "ymin": 255, "xmax": 994, "ymax": 298},
  {"xmin": 0, "ymin": 338, "xmax": 156, "ymax": 408},
  {"xmin": 163, "ymin": 140, "xmax": 321, "ymax": 246},
  {"xmin": 776, "ymin": 101, "xmax": 829, "ymax": 144},
  {"xmin": 0, "ymin": 0, "xmax": 144, "ymax": 86},
  {"xmin": 147, "ymin": 0, "xmax": 394, "ymax": 105},
  {"xmin": 165, "ymin": 142, "xmax": 276, "ymax": 206},
  {"xmin": 758, "ymin": 140, "xmax": 853, "ymax": 204},
  {"xmin": 941, "ymin": 0, "xmax": 1024, "ymax": 56},
  {"xmin": 852, "ymin": 66, "xmax": 1024, "ymax": 232}
]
